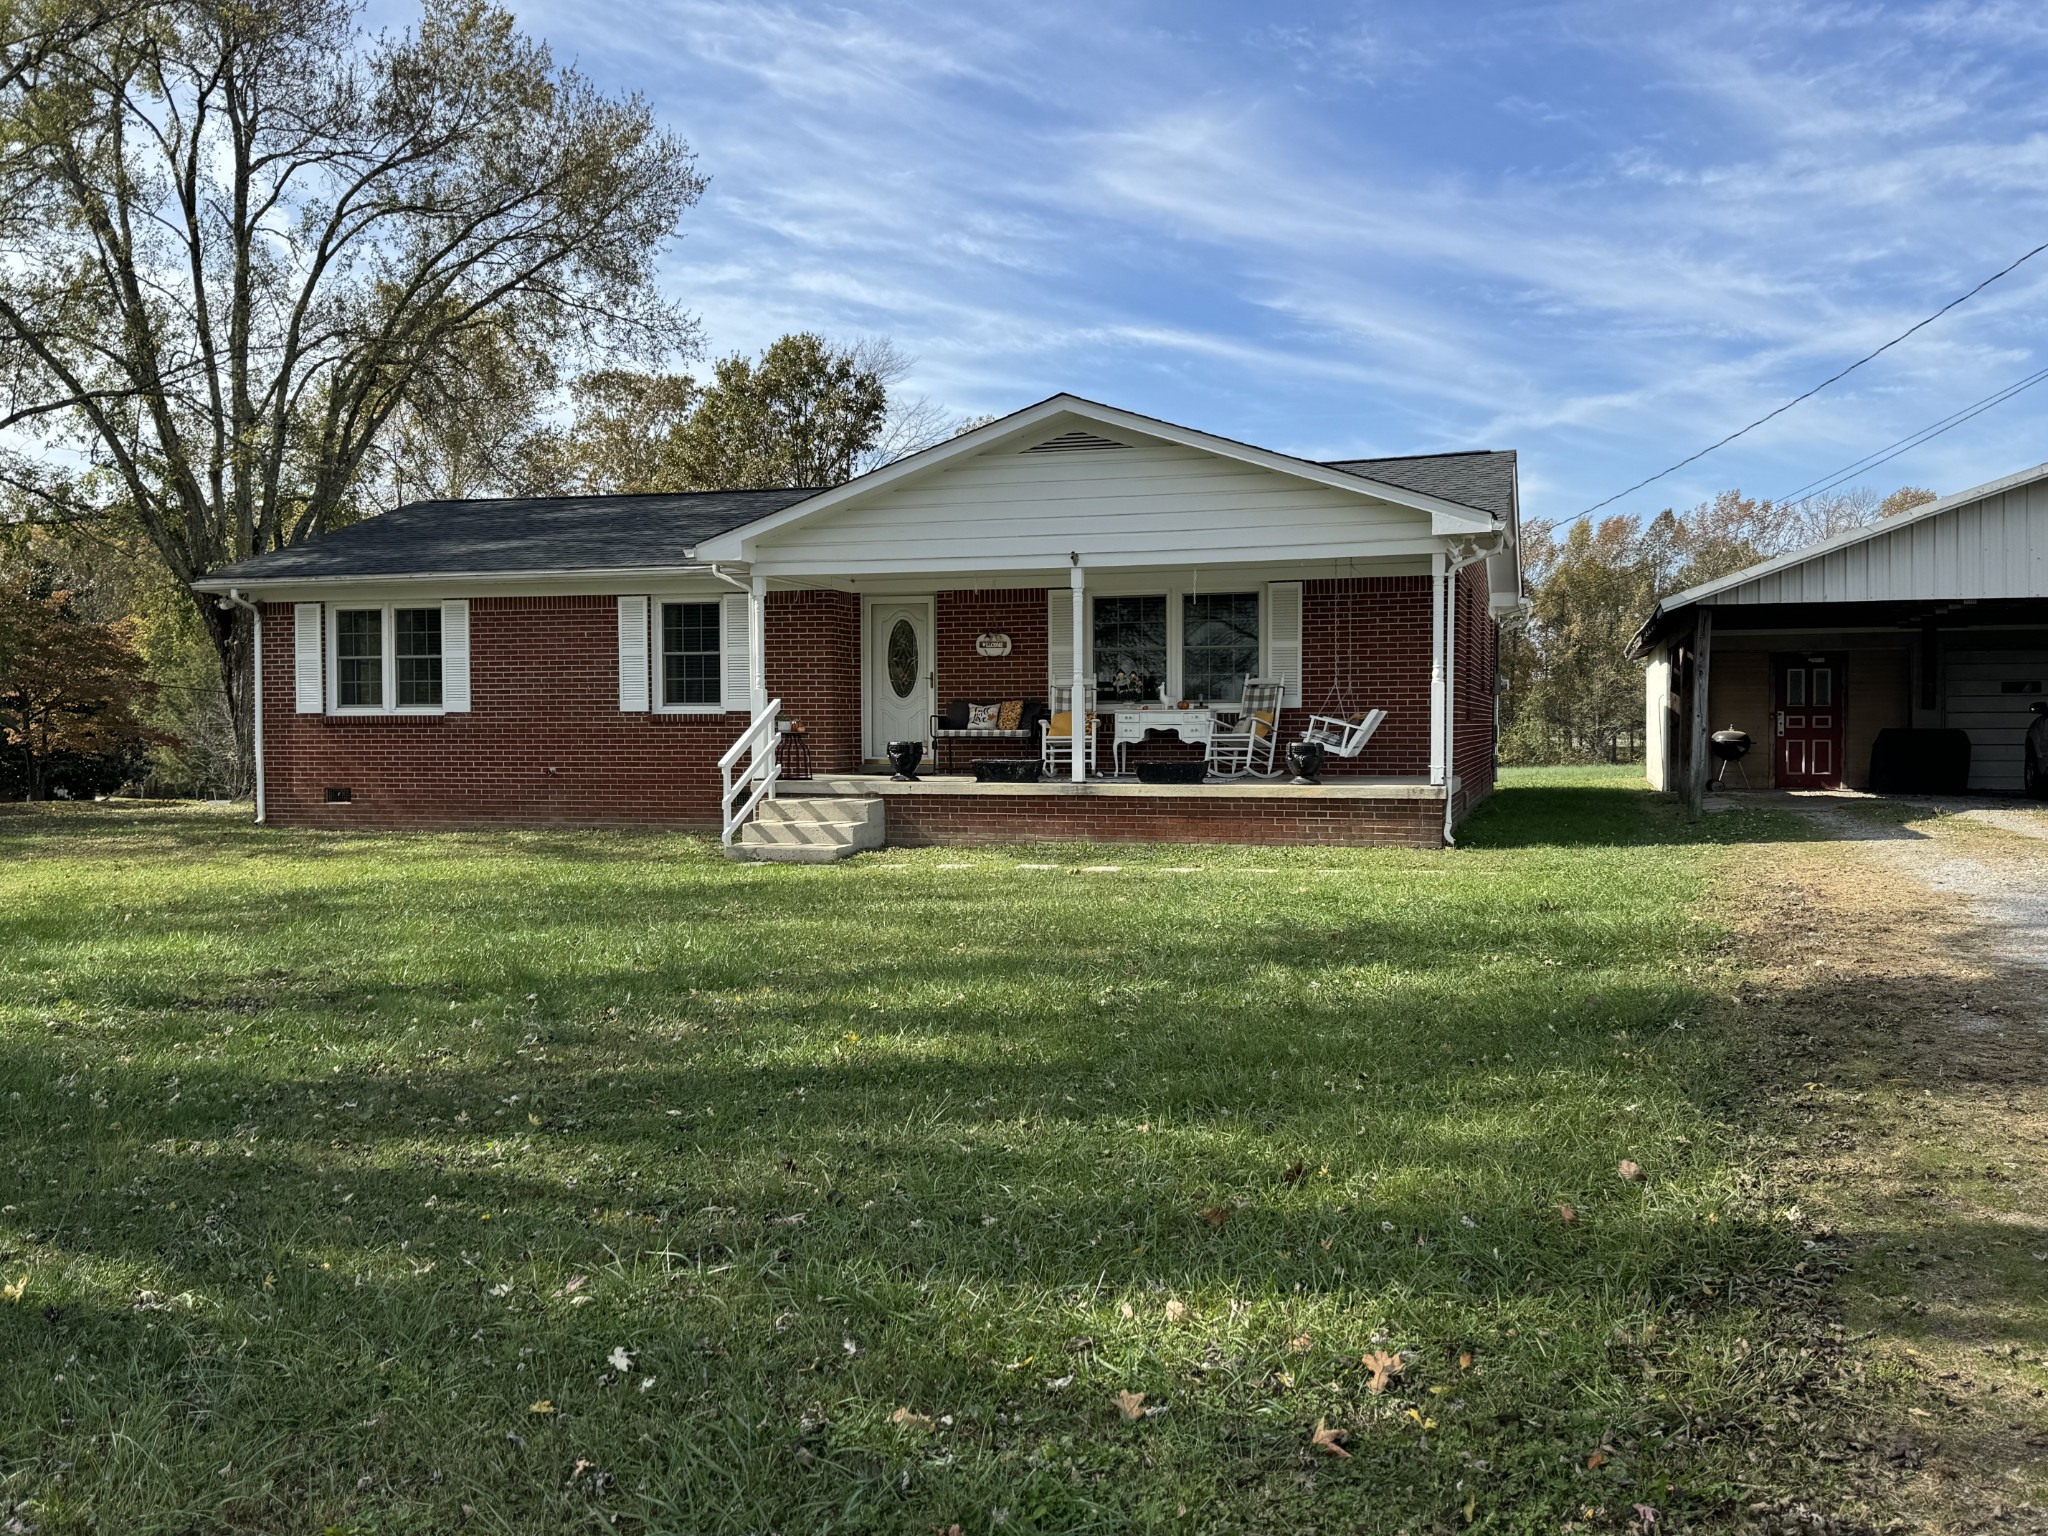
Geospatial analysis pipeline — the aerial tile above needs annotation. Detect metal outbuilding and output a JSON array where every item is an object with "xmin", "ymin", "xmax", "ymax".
[{"xmin": 1630, "ymin": 460, "xmax": 2048, "ymax": 805}]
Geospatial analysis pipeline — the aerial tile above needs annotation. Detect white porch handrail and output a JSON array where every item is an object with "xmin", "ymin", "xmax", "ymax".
[{"xmin": 720, "ymin": 698, "xmax": 782, "ymax": 847}]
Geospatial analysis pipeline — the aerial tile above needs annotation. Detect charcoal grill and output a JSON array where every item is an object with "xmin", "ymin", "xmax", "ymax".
[{"xmin": 1708, "ymin": 726, "xmax": 1753, "ymax": 790}]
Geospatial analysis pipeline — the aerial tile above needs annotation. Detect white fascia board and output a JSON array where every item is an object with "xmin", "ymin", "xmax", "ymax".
[
  {"xmin": 191, "ymin": 565, "xmax": 731, "ymax": 602},
  {"xmin": 694, "ymin": 393, "xmax": 1496, "ymax": 561},
  {"xmin": 747, "ymin": 536, "xmax": 1455, "ymax": 582}
]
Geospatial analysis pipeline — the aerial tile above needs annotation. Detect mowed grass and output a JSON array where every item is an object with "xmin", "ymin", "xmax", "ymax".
[{"xmin": 0, "ymin": 773, "xmax": 1846, "ymax": 1533}]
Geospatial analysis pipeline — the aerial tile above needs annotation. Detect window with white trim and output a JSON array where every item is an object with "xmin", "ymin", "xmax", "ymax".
[
  {"xmin": 660, "ymin": 601, "xmax": 722, "ymax": 708},
  {"xmin": 1181, "ymin": 592, "xmax": 1260, "ymax": 705},
  {"xmin": 329, "ymin": 604, "xmax": 447, "ymax": 712}
]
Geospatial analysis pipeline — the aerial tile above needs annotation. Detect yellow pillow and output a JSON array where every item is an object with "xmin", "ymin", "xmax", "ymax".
[
  {"xmin": 1245, "ymin": 710, "xmax": 1275, "ymax": 739},
  {"xmin": 997, "ymin": 699, "xmax": 1024, "ymax": 730},
  {"xmin": 1047, "ymin": 712, "xmax": 1094, "ymax": 734}
]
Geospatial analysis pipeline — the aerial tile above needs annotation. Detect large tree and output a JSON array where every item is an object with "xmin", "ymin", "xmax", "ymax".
[
  {"xmin": 530, "ymin": 333, "xmax": 952, "ymax": 496},
  {"xmin": 0, "ymin": 580, "xmax": 162, "ymax": 799},
  {"xmin": 0, "ymin": 0, "xmax": 703, "ymax": 783},
  {"xmin": 1500, "ymin": 486, "xmax": 1936, "ymax": 764}
]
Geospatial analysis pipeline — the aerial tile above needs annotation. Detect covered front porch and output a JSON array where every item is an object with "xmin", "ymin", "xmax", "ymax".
[{"xmin": 776, "ymin": 770, "xmax": 1457, "ymax": 849}]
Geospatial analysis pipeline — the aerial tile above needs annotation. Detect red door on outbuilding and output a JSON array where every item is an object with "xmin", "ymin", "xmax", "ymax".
[{"xmin": 1773, "ymin": 653, "xmax": 1845, "ymax": 788}]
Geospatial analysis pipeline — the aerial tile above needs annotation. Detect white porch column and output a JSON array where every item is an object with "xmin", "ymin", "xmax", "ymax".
[
  {"xmin": 1069, "ymin": 559, "xmax": 1087, "ymax": 782},
  {"xmin": 748, "ymin": 573, "xmax": 768, "ymax": 716},
  {"xmin": 1428, "ymin": 548, "xmax": 1447, "ymax": 785}
]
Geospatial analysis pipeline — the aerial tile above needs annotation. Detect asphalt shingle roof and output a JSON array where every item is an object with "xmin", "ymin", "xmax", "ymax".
[
  {"xmin": 1323, "ymin": 450, "xmax": 1518, "ymax": 523},
  {"xmin": 200, "ymin": 488, "xmax": 821, "ymax": 584}
]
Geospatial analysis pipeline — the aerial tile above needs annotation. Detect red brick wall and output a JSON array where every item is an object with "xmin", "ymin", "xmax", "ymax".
[
  {"xmin": 1298, "ymin": 575, "xmax": 1432, "ymax": 777},
  {"xmin": 874, "ymin": 791, "xmax": 1446, "ymax": 848},
  {"xmin": 934, "ymin": 589, "xmax": 1050, "ymax": 706},
  {"xmin": 1451, "ymin": 563, "xmax": 1498, "ymax": 812},
  {"xmin": 262, "ymin": 591, "xmax": 860, "ymax": 828},
  {"xmin": 768, "ymin": 589, "xmax": 861, "ymax": 773}
]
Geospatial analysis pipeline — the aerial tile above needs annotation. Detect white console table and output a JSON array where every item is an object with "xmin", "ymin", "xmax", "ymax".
[{"xmin": 1110, "ymin": 706, "xmax": 1219, "ymax": 774}]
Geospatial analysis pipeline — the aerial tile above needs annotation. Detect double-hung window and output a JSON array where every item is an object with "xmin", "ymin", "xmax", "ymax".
[
  {"xmin": 1091, "ymin": 595, "xmax": 1167, "ymax": 703},
  {"xmin": 1181, "ymin": 592, "xmax": 1260, "ymax": 704},
  {"xmin": 330, "ymin": 605, "xmax": 445, "ymax": 711},
  {"xmin": 660, "ymin": 601, "xmax": 722, "ymax": 708}
]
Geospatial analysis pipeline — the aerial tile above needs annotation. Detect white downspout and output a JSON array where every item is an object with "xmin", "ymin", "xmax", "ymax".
[
  {"xmin": 1069, "ymin": 556, "xmax": 1086, "ymax": 782},
  {"xmin": 218, "ymin": 588, "xmax": 264, "ymax": 824},
  {"xmin": 1442, "ymin": 562, "xmax": 1458, "ymax": 847},
  {"xmin": 1428, "ymin": 549, "xmax": 1446, "ymax": 787}
]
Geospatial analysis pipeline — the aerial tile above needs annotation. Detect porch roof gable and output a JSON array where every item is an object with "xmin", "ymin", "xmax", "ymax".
[{"xmin": 692, "ymin": 394, "xmax": 1502, "ymax": 566}]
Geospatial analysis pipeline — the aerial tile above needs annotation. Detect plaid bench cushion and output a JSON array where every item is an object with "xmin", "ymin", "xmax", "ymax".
[{"xmin": 933, "ymin": 727, "xmax": 1034, "ymax": 739}]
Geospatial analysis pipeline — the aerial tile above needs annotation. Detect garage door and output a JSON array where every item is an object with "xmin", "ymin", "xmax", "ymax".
[{"xmin": 1946, "ymin": 648, "xmax": 2048, "ymax": 792}]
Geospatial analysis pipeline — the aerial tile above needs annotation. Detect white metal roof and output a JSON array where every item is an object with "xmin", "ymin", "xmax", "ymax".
[{"xmin": 1657, "ymin": 457, "xmax": 2048, "ymax": 616}]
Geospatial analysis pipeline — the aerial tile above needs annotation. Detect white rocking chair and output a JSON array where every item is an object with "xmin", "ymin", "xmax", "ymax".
[
  {"xmin": 1040, "ymin": 682, "xmax": 1101, "ymax": 776},
  {"xmin": 1206, "ymin": 680, "xmax": 1287, "ymax": 778},
  {"xmin": 1300, "ymin": 707, "xmax": 1388, "ymax": 759}
]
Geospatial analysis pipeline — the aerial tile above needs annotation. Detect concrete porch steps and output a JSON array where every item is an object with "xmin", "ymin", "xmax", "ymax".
[{"xmin": 727, "ymin": 796, "xmax": 885, "ymax": 864}]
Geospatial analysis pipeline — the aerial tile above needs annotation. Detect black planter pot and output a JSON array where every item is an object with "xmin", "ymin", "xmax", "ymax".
[
  {"xmin": 973, "ymin": 759, "xmax": 1042, "ymax": 783},
  {"xmin": 885, "ymin": 740, "xmax": 925, "ymax": 781},
  {"xmin": 1135, "ymin": 760, "xmax": 1207, "ymax": 785},
  {"xmin": 1287, "ymin": 741, "xmax": 1326, "ymax": 785}
]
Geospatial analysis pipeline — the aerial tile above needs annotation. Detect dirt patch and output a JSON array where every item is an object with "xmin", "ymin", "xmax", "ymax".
[{"xmin": 1716, "ymin": 806, "xmax": 2048, "ymax": 1531}]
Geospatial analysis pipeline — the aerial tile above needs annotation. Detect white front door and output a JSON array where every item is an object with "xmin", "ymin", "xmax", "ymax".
[{"xmin": 866, "ymin": 600, "xmax": 933, "ymax": 760}]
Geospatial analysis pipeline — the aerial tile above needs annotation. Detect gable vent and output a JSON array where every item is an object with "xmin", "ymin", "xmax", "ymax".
[{"xmin": 1024, "ymin": 429, "xmax": 1130, "ymax": 453}]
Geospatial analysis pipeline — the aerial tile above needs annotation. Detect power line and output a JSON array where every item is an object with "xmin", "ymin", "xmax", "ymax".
[
  {"xmin": 1774, "ymin": 362, "xmax": 2048, "ymax": 508},
  {"xmin": 1578, "ymin": 236, "xmax": 2048, "ymax": 517}
]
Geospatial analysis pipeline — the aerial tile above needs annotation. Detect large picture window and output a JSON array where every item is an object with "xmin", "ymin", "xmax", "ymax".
[
  {"xmin": 1182, "ymin": 592, "xmax": 1260, "ymax": 705},
  {"xmin": 661, "ymin": 601, "xmax": 722, "ymax": 707},
  {"xmin": 1092, "ymin": 595, "xmax": 1167, "ymax": 703}
]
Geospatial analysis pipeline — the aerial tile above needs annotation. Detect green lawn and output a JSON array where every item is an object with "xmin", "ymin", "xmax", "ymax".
[{"xmin": 0, "ymin": 774, "xmax": 1859, "ymax": 1533}]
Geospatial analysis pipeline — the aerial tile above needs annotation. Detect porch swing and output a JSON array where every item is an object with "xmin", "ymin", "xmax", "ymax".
[{"xmin": 1297, "ymin": 573, "xmax": 1387, "ymax": 759}]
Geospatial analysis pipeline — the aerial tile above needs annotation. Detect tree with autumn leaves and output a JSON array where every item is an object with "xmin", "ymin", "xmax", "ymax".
[
  {"xmin": 0, "ymin": 582, "xmax": 165, "ymax": 799},
  {"xmin": 1501, "ymin": 485, "xmax": 1936, "ymax": 764}
]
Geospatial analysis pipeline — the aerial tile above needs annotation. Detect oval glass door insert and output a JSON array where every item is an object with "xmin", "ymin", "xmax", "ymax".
[{"xmin": 887, "ymin": 618, "xmax": 919, "ymax": 699}]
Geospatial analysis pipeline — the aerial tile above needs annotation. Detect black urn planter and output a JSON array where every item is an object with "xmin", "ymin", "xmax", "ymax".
[
  {"xmin": 1135, "ymin": 761, "xmax": 1207, "ymax": 785},
  {"xmin": 885, "ymin": 740, "xmax": 925, "ymax": 781},
  {"xmin": 1287, "ymin": 741, "xmax": 1326, "ymax": 785}
]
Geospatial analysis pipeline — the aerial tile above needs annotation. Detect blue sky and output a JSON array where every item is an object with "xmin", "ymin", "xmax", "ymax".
[{"xmin": 486, "ymin": 0, "xmax": 2048, "ymax": 523}]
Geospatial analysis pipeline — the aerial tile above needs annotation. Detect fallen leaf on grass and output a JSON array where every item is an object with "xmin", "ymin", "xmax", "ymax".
[
  {"xmin": 1633, "ymin": 1503, "xmax": 1659, "ymax": 1528},
  {"xmin": 1200, "ymin": 1206, "xmax": 1230, "ymax": 1228},
  {"xmin": 1113, "ymin": 1390, "xmax": 1146, "ymax": 1420},
  {"xmin": 890, "ymin": 1407, "xmax": 932, "ymax": 1429},
  {"xmin": 1363, "ymin": 1349, "xmax": 1404, "ymax": 1394},
  {"xmin": 530, "ymin": 1400, "xmax": 555, "ymax": 1415},
  {"xmin": 1587, "ymin": 1449, "xmax": 1607, "ymax": 1468},
  {"xmin": 551, "ymin": 1275, "xmax": 586, "ymax": 1299},
  {"xmin": 1311, "ymin": 1417, "xmax": 1351, "ymax": 1458},
  {"xmin": 0, "ymin": 1275, "xmax": 24, "ymax": 1304},
  {"xmin": 607, "ymin": 1346, "xmax": 632, "ymax": 1373},
  {"xmin": 1163, "ymin": 1299, "xmax": 1188, "ymax": 1323},
  {"xmin": 1458, "ymin": 1350, "xmax": 1474, "ymax": 1370},
  {"xmin": 1289, "ymin": 1333, "xmax": 1313, "ymax": 1353},
  {"xmin": 1617, "ymin": 1161, "xmax": 1642, "ymax": 1182},
  {"xmin": 1558, "ymin": 1202, "xmax": 1578, "ymax": 1224}
]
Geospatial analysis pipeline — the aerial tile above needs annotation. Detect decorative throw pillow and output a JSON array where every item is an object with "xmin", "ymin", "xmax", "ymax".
[
  {"xmin": 966, "ymin": 702, "xmax": 1001, "ymax": 729},
  {"xmin": 996, "ymin": 699, "xmax": 1024, "ymax": 730},
  {"xmin": 1246, "ymin": 710, "xmax": 1275, "ymax": 739}
]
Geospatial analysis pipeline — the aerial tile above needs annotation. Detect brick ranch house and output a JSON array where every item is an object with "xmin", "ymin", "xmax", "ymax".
[{"xmin": 195, "ymin": 396, "xmax": 1524, "ymax": 851}]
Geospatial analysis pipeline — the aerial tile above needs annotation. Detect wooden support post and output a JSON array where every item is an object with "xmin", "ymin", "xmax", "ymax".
[{"xmin": 1685, "ymin": 607, "xmax": 1713, "ymax": 813}]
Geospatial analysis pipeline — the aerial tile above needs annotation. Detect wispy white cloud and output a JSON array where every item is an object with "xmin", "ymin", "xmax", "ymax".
[{"xmin": 490, "ymin": 0, "xmax": 2048, "ymax": 513}]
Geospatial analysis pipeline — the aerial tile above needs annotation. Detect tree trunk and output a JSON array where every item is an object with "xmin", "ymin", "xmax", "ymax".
[{"xmin": 195, "ymin": 591, "xmax": 256, "ymax": 797}]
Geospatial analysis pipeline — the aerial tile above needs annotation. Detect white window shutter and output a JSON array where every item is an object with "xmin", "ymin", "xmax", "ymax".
[
  {"xmin": 721, "ymin": 593, "xmax": 751, "ymax": 712},
  {"xmin": 440, "ymin": 599, "xmax": 470, "ymax": 712},
  {"xmin": 1046, "ymin": 588, "xmax": 1073, "ymax": 699},
  {"xmin": 1266, "ymin": 582, "xmax": 1303, "ymax": 707},
  {"xmin": 617, "ymin": 596, "xmax": 650, "ymax": 712},
  {"xmin": 293, "ymin": 602, "xmax": 323, "ymax": 713}
]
